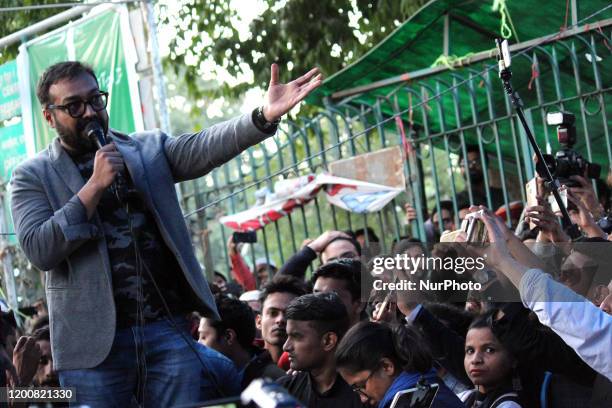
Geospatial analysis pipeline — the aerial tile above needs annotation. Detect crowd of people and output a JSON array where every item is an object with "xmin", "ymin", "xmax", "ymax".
[{"xmin": 0, "ymin": 60, "xmax": 611, "ymax": 408}]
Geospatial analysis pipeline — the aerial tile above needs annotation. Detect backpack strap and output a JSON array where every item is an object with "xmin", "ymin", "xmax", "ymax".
[{"xmin": 490, "ymin": 391, "xmax": 520, "ymax": 408}]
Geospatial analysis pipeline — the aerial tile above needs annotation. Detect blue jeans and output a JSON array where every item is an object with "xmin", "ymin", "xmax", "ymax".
[{"xmin": 59, "ymin": 317, "xmax": 201, "ymax": 408}]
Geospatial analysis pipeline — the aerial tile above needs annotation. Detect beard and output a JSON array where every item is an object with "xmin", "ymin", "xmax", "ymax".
[{"xmin": 55, "ymin": 114, "xmax": 105, "ymax": 155}]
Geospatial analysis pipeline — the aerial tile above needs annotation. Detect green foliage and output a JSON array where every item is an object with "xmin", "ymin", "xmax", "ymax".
[
  {"xmin": 160, "ymin": 0, "xmax": 428, "ymax": 102},
  {"xmin": 0, "ymin": 0, "xmax": 69, "ymax": 64}
]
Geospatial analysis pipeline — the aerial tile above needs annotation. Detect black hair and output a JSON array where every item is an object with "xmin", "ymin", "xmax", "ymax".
[
  {"xmin": 36, "ymin": 61, "xmax": 98, "ymax": 107},
  {"xmin": 335, "ymin": 321, "xmax": 432, "ymax": 375},
  {"xmin": 594, "ymin": 178, "xmax": 610, "ymax": 211},
  {"xmin": 354, "ymin": 227, "xmax": 380, "ymax": 243},
  {"xmin": 213, "ymin": 271, "xmax": 228, "ymax": 282},
  {"xmin": 468, "ymin": 308, "xmax": 501, "ymax": 332},
  {"xmin": 311, "ymin": 258, "xmax": 362, "ymax": 301},
  {"xmin": 32, "ymin": 325, "xmax": 50, "ymax": 342},
  {"xmin": 31, "ymin": 315, "xmax": 49, "ymax": 333},
  {"xmin": 424, "ymin": 302, "xmax": 474, "ymax": 337},
  {"xmin": 211, "ymin": 295, "xmax": 256, "ymax": 350},
  {"xmin": 259, "ymin": 275, "xmax": 307, "ymax": 306},
  {"xmin": 322, "ymin": 235, "xmax": 362, "ymax": 256},
  {"xmin": 431, "ymin": 200, "xmax": 455, "ymax": 217},
  {"xmin": 391, "ymin": 237, "xmax": 424, "ymax": 254},
  {"xmin": 286, "ymin": 293, "xmax": 350, "ymax": 339}
]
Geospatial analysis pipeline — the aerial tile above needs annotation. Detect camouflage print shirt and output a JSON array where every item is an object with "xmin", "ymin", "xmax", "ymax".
[{"xmin": 74, "ymin": 153, "xmax": 187, "ymax": 328}]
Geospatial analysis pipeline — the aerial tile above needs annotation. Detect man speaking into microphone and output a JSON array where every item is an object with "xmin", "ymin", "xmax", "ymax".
[{"xmin": 10, "ymin": 61, "xmax": 321, "ymax": 406}]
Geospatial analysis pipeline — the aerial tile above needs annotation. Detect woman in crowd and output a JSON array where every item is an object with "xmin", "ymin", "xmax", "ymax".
[
  {"xmin": 459, "ymin": 311, "xmax": 523, "ymax": 407},
  {"xmin": 335, "ymin": 321, "xmax": 463, "ymax": 407}
]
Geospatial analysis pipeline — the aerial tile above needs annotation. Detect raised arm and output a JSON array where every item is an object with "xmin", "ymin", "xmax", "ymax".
[{"xmin": 164, "ymin": 64, "xmax": 321, "ymax": 182}]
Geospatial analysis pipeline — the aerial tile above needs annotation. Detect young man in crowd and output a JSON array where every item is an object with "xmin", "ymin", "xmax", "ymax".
[
  {"xmin": 404, "ymin": 200, "xmax": 456, "ymax": 242},
  {"xmin": 312, "ymin": 259, "xmax": 365, "ymax": 327},
  {"xmin": 278, "ymin": 230, "xmax": 361, "ymax": 279},
  {"xmin": 277, "ymin": 293, "xmax": 364, "ymax": 407},
  {"xmin": 256, "ymin": 275, "xmax": 307, "ymax": 366},
  {"xmin": 456, "ymin": 144, "xmax": 505, "ymax": 211},
  {"xmin": 198, "ymin": 295, "xmax": 285, "ymax": 389}
]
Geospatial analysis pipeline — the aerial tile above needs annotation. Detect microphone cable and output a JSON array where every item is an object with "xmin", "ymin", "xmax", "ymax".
[{"xmin": 87, "ymin": 123, "xmax": 226, "ymax": 405}]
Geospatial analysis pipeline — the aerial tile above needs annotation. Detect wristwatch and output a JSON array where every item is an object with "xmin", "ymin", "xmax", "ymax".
[{"xmin": 252, "ymin": 106, "xmax": 280, "ymax": 133}]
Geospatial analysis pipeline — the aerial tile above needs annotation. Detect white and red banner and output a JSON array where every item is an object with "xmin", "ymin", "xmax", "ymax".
[{"xmin": 219, "ymin": 174, "xmax": 403, "ymax": 232}]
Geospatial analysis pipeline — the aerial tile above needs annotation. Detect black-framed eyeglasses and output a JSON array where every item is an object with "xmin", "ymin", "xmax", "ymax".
[
  {"xmin": 47, "ymin": 91, "xmax": 108, "ymax": 118},
  {"xmin": 350, "ymin": 367, "xmax": 379, "ymax": 397}
]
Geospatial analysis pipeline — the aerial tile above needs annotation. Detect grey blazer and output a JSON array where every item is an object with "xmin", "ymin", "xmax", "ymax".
[{"xmin": 10, "ymin": 113, "xmax": 271, "ymax": 370}]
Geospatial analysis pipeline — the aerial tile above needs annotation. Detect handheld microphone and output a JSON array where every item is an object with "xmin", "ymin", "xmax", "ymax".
[
  {"xmin": 85, "ymin": 122, "xmax": 128, "ymax": 202},
  {"xmin": 85, "ymin": 121, "xmax": 107, "ymax": 149}
]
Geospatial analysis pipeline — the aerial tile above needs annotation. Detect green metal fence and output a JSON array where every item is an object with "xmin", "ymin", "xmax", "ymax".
[{"xmin": 180, "ymin": 22, "xmax": 611, "ymax": 281}]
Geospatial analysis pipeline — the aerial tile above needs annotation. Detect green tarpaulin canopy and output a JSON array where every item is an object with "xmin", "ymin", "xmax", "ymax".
[{"xmin": 307, "ymin": 0, "xmax": 612, "ymax": 169}]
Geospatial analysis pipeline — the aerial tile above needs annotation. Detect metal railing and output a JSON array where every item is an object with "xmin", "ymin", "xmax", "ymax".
[{"xmin": 180, "ymin": 24, "xmax": 611, "ymax": 281}]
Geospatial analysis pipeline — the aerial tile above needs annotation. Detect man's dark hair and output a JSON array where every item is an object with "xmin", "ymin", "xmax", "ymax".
[
  {"xmin": 32, "ymin": 325, "xmax": 50, "ymax": 342},
  {"xmin": 424, "ymin": 302, "xmax": 474, "ymax": 337},
  {"xmin": 36, "ymin": 61, "xmax": 98, "ymax": 107},
  {"xmin": 286, "ymin": 293, "xmax": 349, "ymax": 339},
  {"xmin": 322, "ymin": 235, "xmax": 362, "ymax": 256},
  {"xmin": 259, "ymin": 275, "xmax": 307, "ymax": 306},
  {"xmin": 30, "ymin": 315, "xmax": 49, "ymax": 333},
  {"xmin": 212, "ymin": 295, "xmax": 256, "ymax": 350},
  {"xmin": 213, "ymin": 271, "xmax": 227, "ymax": 282},
  {"xmin": 336, "ymin": 321, "xmax": 432, "ymax": 374},
  {"xmin": 311, "ymin": 259, "xmax": 362, "ymax": 301},
  {"xmin": 354, "ymin": 227, "xmax": 379, "ymax": 243},
  {"xmin": 431, "ymin": 200, "xmax": 454, "ymax": 218}
]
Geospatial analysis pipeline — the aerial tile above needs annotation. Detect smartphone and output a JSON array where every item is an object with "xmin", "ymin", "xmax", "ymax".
[
  {"xmin": 462, "ymin": 210, "xmax": 488, "ymax": 244},
  {"xmin": 233, "ymin": 231, "xmax": 257, "ymax": 244},
  {"xmin": 389, "ymin": 383, "xmax": 439, "ymax": 408},
  {"xmin": 548, "ymin": 189, "xmax": 568, "ymax": 215}
]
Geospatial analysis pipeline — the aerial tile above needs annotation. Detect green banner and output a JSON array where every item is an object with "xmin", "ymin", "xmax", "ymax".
[
  {"xmin": 25, "ymin": 9, "xmax": 137, "ymax": 151},
  {"xmin": 0, "ymin": 122, "xmax": 26, "ymax": 184},
  {"xmin": 0, "ymin": 61, "xmax": 21, "ymax": 121}
]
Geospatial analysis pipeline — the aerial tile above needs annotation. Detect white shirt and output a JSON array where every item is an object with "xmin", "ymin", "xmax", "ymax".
[{"xmin": 520, "ymin": 268, "xmax": 612, "ymax": 381}]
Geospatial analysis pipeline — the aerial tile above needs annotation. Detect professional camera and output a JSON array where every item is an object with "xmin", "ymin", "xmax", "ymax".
[{"xmin": 537, "ymin": 112, "xmax": 601, "ymax": 187}]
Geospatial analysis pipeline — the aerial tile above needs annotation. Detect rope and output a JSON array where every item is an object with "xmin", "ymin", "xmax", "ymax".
[
  {"xmin": 562, "ymin": 0, "xmax": 571, "ymax": 31},
  {"xmin": 430, "ymin": 53, "xmax": 476, "ymax": 70},
  {"xmin": 492, "ymin": 0, "xmax": 520, "ymax": 41},
  {"xmin": 528, "ymin": 62, "xmax": 539, "ymax": 90}
]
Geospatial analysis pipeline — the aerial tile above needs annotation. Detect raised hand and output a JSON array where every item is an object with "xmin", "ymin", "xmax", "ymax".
[
  {"xmin": 568, "ymin": 175, "xmax": 603, "ymax": 217},
  {"xmin": 525, "ymin": 203, "xmax": 569, "ymax": 243},
  {"xmin": 262, "ymin": 64, "xmax": 322, "ymax": 122},
  {"xmin": 307, "ymin": 230, "xmax": 350, "ymax": 253},
  {"xmin": 12, "ymin": 336, "xmax": 41, "ymax": 387},
  {"xmin": 404, "ymin": 204, "xmax": 418, "ymax": 224},
  {"xmin": 567, "ymin": 191, "xmax": 606, "ymax": 238}
]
